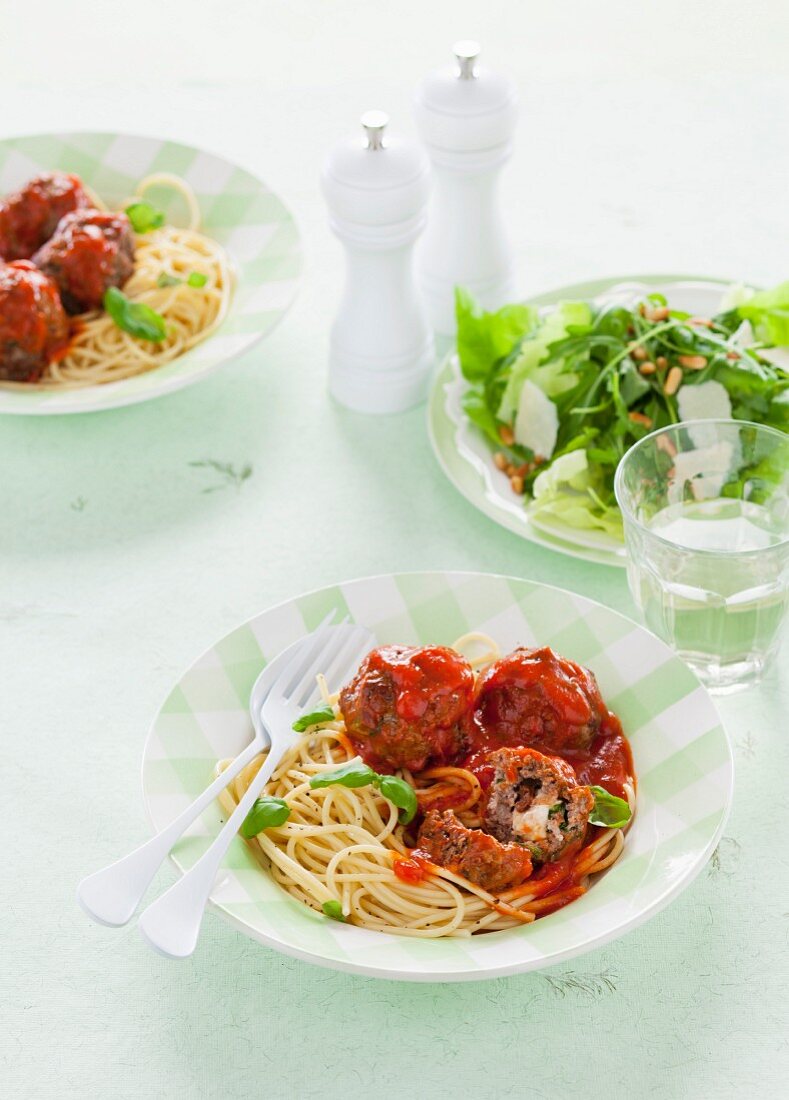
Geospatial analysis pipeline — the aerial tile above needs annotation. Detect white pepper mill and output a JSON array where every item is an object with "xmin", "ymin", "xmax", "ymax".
[
  {"xmin": 321, "ymin": 110, "xmax": 433, "ymax": 414},
  {"xmin": 414, "ymin": 41, "xmax": 518, "ymax": 335}
]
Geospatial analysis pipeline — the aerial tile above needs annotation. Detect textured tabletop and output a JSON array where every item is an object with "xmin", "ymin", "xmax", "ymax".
[{"xmin": 1, "ymin": 1, "xmax": 787, "ymax": 1097}]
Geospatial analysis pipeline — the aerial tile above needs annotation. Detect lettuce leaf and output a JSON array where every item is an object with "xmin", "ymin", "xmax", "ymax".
[
  {"xmin": 735, "ymin": 280, "xmax": 789, "ymax": 346},
  {"xmin": 530, "ymin": 450, "xmax": 623, "ymax": 536},
  {"xmin": 497, "ymin": 301, "xmax": 593, "ymax": 421},
  {"xmin": 455, "ymin": 288, "xmax": 539, "ymax": 382}
]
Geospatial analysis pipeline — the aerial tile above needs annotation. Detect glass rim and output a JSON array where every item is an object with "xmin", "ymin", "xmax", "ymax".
[{"xmin": 614, "ymin": 417, "xmax": 789, "ymax": 557}]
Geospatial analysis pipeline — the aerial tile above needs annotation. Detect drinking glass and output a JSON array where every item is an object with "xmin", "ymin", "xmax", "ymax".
[{"xmin": 615, "ymin": 419, "xmax": 789, "ymax": 693}]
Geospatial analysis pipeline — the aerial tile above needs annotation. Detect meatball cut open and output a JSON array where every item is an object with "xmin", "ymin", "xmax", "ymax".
[
  {"xmin": 484, "ymin": 747, "xmax": 594, "ymax": 862},
  {"xmin": 472, "ymin": 646, "xmax": 605, "ymax": 753},
  {"xmin": 0, "ymin": 261, "xmax": 69, "ymax": 382},
  {"xmin": 33, "ymin": 208, "xmax": 135, "ymax": 314},
  {"xmin": 0, "ymin": 172, "xmax": 89, "ymax": 261},
  {"xmin": 339, "ymin": 645, "xmax": 474, "ymax": 773},
  {"xmin": 418, "ymin": 809, "xmax": 533, "ymax": 893}
]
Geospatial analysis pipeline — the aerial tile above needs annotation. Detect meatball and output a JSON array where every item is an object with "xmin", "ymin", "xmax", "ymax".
[
  {"xmin": 0, "ymin": 172, "xmax": 89, "ymax": 261},
  {"xmin": 484, "ymin": 747, "xmax": 594, "ymax": 862},
  {"xmin": 33, "ymin": 208, "xmax": 135, "ymax": 314},
  {"xmin": 472, "ymin": 646, "xmax": 605, "ymax": 754},
  {"xmin": 417, "ymin": 809, "xmax": 533, "ymax": 893},
  {"xmin": 339, "ymin": 645, "xmax": 475, "ymax": 773},
  {"xmin": 0, "ymin": 261, "xmax": 70, "ymax": 382}
]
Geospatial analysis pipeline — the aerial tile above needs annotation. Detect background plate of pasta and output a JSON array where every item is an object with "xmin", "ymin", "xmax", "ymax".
[
  {"xmin": 0, "ymin": 131, "xmax": 301, "ymax": 414},
  {"xmin": 142, "ymin": 571, "xmax": 733, "ymax": 982}
]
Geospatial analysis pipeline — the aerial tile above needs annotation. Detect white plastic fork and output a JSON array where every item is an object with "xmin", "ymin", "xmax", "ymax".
[
  {"xmin": 77, "ymin": 611, "xmax": 338, "ymax": 927},
  {"xmin": 137, "ymin": 617, "xmax": 373, "ymax": 958}
]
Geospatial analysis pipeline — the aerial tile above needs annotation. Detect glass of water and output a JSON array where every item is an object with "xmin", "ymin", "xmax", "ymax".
[{"xmin": 615, "ymin": 419, "xmax": 789, "ymax": 693}]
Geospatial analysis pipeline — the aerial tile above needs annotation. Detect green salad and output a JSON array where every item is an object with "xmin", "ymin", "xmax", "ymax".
[{"xmin": 456, "ymin": 282, "xmax": 789, "ymax": 538}]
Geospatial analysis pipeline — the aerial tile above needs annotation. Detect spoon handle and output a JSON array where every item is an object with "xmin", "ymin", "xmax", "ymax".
[
  {"xmin": 76, "ymin": 737, "xmax": 263, "ymax": 927},
  {"xmin": 136, "ymin": 745, "xmax": 282, "ymax": 958}
]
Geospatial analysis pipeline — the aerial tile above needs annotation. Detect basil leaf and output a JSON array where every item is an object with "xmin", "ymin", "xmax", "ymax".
[
  {"xmin": 156, "ymin": 272, "xmax": 181, "ymax": 288},
  {"xmin": 240, "ymin": 796, "xmax": 290, "ymax": 838},
  {"xmin": 322, "ymin": 900, "xmax": 345, "ymax": 921},
  {"xmin": 375, "ymin": 774, "xmax": 418, "ymax": 824},
  {"xmin": 588, "ymin": 786, "xmax": 631, "ymax": 829},
  {"xmin": 548, "ymin": 801, "xmax": 564, "ymax": 817},
  {"xmin": 187, "ymin": 271, "xmax": 208, "ymax": 288},
  {"xmin": 126, "ymin": 200, "xmax": 166, "ymax": 233},
  {"xmin": 103, "ymin": 287, "xmax": 167, "ymax": 342},
  {"xmin": 309, "ymin": 760, "xmax": 377, "ymax": 789},
  {"xmin": 292, "ymin": 704, "xmax": 335, "ymax": 732}
]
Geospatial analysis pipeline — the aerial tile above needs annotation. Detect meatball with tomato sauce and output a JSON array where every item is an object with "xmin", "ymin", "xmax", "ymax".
[
  {"xmin": 33, "ymin": 209, "xmax": 135, "ymax": 314},
  {"xmin": 417, "ymin": 809, "xmax": 533, "ymax": 893},
  {"xmin": 484, "ymin": 747, "xmax": 594, "ymax": 862},
  {"xmin": 471, "ymin": 646, "xmax": 605, "ymax": 754},
  {"xmin": 0, "ymin": 261, "xmax": 70, "ymax": 382},
  {"xmin": 0, "ymin": 172, "xmax": 89, "ymax": 261},
  {"xmin": 339, "ymin": 645, "xmax": 475, "ymax": 773}
]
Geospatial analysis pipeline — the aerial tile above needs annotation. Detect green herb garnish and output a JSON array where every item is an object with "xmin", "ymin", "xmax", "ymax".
[
  {"xmin": 156, "ymin": 272, "xmax": 181, "ymax": 288},
  {"xmin": 156, "ymin": 271, "xmax": 209, "ymax": 289},
  {"xmin": 188, "ymin": 271, "xmax": 208, "ymax": 288},
  {"xmin": 292, "ymin": 704, "xmax": 336, "ymax": 733},
  {"xmin": 125, "ymin": 200, "xmax": 166, "ymax": 233},
  {"xmin": 322, "ymin": 900, "xmax": 345, "ymax": 921},
  {"xmin": 310, "ymin": 762, "xmax": 418, "ymax": 824},
  {"xmin": 588, "ymin": 786, "xmax": 631, "ymax": 829},
  {"xmin": 240, "ymin": 796, "xmax": 290, "ymax": 838},
  {"xmin": 103, "ymin": 286, "xmax": 166, "ymax": 342}
]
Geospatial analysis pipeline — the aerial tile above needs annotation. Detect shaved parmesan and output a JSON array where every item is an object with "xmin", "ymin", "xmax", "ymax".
[
  {"xmin": 677, "ymin": 381, "xmax": 733, "ymax": 447},
  {"xmin": 514, "ymin": 380, "xmax": 559, "ymax": 459},
  {"xmin": 668, "ymin": 440, "xmax": 736, "ymax": 504}
]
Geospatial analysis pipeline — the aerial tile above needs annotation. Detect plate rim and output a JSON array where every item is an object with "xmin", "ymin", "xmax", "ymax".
[
  {"xmin": 0, "ymin": 129, "xmax": 303, "ymax": 415},
  {"xmin": 427, "ymin": 273, "xmax": 735, "ymax": 568},
  {"xmin": 140, "ymin": 568, "xmax": 734, "ymax": 982}
]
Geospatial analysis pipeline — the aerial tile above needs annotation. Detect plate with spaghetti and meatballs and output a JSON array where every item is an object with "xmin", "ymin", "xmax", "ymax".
[
  {"xmin": 142, "ymin": 571, "xmax": 732, "ymax": 981},
  {"xmin": 0, "ymin": 132, "xmax": 302, "ymax": 413}
]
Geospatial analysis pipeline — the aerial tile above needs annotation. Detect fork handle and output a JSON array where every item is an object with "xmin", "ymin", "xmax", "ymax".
[
  {"xmin": 76, "ymin": 737, "xmax": 264, "ymax": 927},
  {"xmin": 136, "ymin": 748, "xmax": 282, "ymax": 958}
]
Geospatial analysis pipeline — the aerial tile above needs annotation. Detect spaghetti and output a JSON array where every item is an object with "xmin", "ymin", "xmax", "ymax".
[
  {"xmin": 0, "ymin": 173, "xmax": 231, "ymax": 389},
  {"xmin": 217, "ymin": 635, "xmax": 635, "ymax": 938}
]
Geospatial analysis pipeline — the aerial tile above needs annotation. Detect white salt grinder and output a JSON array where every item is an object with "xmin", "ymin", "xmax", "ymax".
[
  {"xmin": 414, "ymin": 41, "xmax": 518, "ymax": 335},
  {"xmin": 321, "ymin": 110, "xmax": 433, "ymax": 414}
]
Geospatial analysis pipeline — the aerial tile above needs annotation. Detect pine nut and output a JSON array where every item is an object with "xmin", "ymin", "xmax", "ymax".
[
  {"xmin": 499, "ymin": 425, "xmax": 515, "ymax": 446},
  {"xmin": 651, "ymin": 306, "xmax": 670, "ymax": 321},
  {"xmin": 678, "ymin": 354, "xmax": 707, "ymax": 370},
  {"xmin": 493, "ymin": 452, "xmax": 507, "ymax": 471},
  {"xmin": 656, "ymin": 356, "xmax": 668, "ymax": 370},
  {"xmin": 664, "ymin": 366, "xmax": 683, "ymax": 396},
  {"xmin": 631, "ymin": 345, "xmax": 647, "ymax": 361},
  {"xmin": 629, "ymin": 411, "xmax": 653, "ymax": 427},
  {"xmin": 639, "ymin": 362, "xmax": 656, "ymax": 375},
  {"xmin": 510, "ymin": 474, "xmax": 524, "ymax": 494}
]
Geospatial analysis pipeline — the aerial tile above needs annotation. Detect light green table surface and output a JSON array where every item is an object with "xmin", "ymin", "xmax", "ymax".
[{"xmin": 2, "ymin": 2, "xmax": 788, "ymax": 1096}]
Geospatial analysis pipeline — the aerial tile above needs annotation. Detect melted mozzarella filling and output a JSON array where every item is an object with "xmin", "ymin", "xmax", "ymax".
[{"xmin": 511, "ymin": 803, "xmax": 551, "ymax": 841}]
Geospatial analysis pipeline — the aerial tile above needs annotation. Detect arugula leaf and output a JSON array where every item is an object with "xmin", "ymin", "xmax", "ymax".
[
  {"xmin": 375, "ymin": 774, "xmax": 418, "ymax": 824},
  {"xmin": 240, "ymin": 796, "xmax": 290, "ymax": 838},
  {"xmin": 125, "ymin": 200, "xmax": 166, "ymax": 233},
  {"xmin": 322, "ymin": 900, "xmax": 345, "ymax": 921},
  {"xmin": 455, "ymin": 287, "xmax": 538, "ymax": 383},
  {"xmin": 588, "ymin": 786, "xmax": 631, "ymax": 829},
  {"xmin": 103, "ymin": 287, "xmax": 167, "ymax": 342},
  {"xmin": 309, "ymin": 760, "xmax": 378, "ymax": 789},
  {"xmin": 292, "ymin": 704, "xmax": 335, "ymax": 732}
]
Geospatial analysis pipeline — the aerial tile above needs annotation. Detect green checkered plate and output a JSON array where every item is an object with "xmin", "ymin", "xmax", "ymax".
[
  {"xmin": 0, "ymin": 132, "xmax": 302, "ymax": 414},
  {"xmin": 142, "ymin": 571, "xmax": 732, "ymax": 981}
]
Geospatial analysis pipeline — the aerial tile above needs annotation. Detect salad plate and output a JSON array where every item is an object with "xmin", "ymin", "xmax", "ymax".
[
  {"xmin": 428, "ymin": 274, "xmax": 787, "ymax": 567},
  {"xmin": 141, "ymin": 571, "xmax": 732, "ymax": 982}
]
